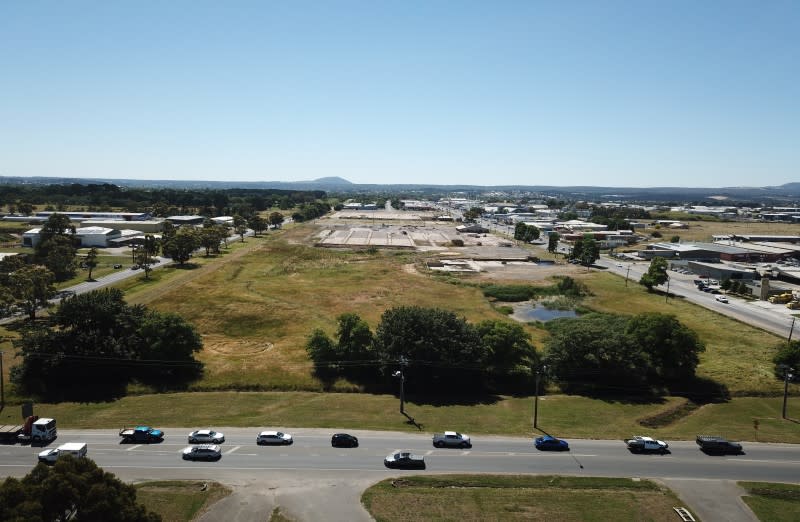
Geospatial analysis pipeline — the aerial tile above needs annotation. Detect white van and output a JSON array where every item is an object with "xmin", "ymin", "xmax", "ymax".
[{"xmin": 37, "ymin": 442, "xmax": 88, "ymax": 464}]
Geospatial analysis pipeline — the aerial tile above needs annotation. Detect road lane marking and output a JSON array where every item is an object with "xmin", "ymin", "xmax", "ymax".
[
  {"xmin": 425, "ymin": 450, "xmax": 433, "ymax": 455},
  {"xmin": 126, "ymin": 445, "xmax": 142, "ymax": 451},
  {"xmin": 730, "ymin": 459, "xmax": 800, "ymax": 464},
  {"xmin": 462, "ymin": 451, "xmax": 471, "ymax": 455},
  {"xmin": 224, "ymin": 446, "xmax": 240, "ymax": 455}
]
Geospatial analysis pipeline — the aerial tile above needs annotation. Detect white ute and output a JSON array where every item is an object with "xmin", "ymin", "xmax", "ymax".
[
  {"xmin": 38, "ymin": 442, "xmax": 88, "ymax": 463},
  {"xmin": 625, "ymin": 436, "xmax": 669, "ymax": 454}
]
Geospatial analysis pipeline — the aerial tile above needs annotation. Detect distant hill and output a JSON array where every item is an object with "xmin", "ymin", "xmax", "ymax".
[{"xmin": 1, "ymin": 175, "xmax": 799, "ymax": 201}]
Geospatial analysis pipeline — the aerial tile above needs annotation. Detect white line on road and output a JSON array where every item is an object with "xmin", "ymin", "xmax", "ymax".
[
  {"xmin": 224, "ymin": 446, "xmax": 240, "ymax": 455},
  {"xmin": 126, "ymin": 445, "xmax": 142, "ymax": 451},
  {"xmin": 425, "ymin": 450, "xmax": 433, "ymax": 455}
]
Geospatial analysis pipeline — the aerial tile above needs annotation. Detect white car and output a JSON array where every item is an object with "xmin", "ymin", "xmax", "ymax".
[
  {"xmin": 256, "ymin": 431, "xmax": 293, "ymax": 445},
  {"xmin": 182, "ymin": 444, "xmax": 222, "ymax": 461},
  {"xmin": 188, "ymin": 429, "xmax": 225, "ymax": 444},
  {"xmin": 715, "ymin": 295, "xmax": 729, "ymax": 303}
]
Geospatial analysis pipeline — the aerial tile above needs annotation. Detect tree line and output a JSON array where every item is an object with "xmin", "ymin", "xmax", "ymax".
[
  {"xmin": 307, "ymin": 307, "xmax": 540, "ymax": 395},
  {"xmin": 0, "ymin": 182, "xmax": 325, "ymax": 217},
  {"xmin": 11, "ymin": 288, "xmax": 203, "ymax": 401},
  {"xmin": 306, "ymin": 304, "xmax": 707, "ymax": 398}
]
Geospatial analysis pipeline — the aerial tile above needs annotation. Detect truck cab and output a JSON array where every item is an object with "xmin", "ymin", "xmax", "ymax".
[{"xmin": 29, "ymin": 418, "xmax": 57, "ymax": 443}]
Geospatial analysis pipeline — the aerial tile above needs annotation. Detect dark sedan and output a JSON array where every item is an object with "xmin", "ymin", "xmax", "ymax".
[
  {"xmin": 534, "ymin": 435, "xmax": 570, "ymax": 451},
  {"xmin": 331, "ymin": 433, "xmax": 359, "ymax": 448}
]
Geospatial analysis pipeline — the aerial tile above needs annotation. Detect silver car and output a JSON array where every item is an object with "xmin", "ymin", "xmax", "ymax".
[
  {"xmin": 188, "ymin": 429, "xmax": 225, "ymax": 444},
  {"xmin": 256, "ymin": 431, "xmax": 293, "ymax": 445},
  {"xmin": 182, "ymin": 444, "xmax": 222, "ymax": 461}
]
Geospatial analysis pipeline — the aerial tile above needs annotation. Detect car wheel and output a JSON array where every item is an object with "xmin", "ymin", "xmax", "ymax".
[
  {"xmin": 434, "ymin": 441, "xmax": 444, "ymax": 448},
  {"xmin": 460, "ymin": 442, "xmax": 468, "ymax": 449}
]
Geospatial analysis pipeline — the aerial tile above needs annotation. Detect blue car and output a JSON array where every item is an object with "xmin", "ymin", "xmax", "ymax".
[{"xmin": 535, "ymin": 435, "xmax": 569, "ymax": 451}]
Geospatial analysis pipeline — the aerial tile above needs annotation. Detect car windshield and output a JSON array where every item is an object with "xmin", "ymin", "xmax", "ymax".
[{"xmin": 275, "ymin": 432, "xmax": 284, "ymax": 437}]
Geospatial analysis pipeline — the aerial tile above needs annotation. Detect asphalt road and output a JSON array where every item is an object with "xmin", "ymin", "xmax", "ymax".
[
  {"xmin": 595, "ymin": 256, "xmax": 800, "ymax": 339},
  {"xmin": 1, "ymin": 428, "xmax": 798, "ymax": 484}
]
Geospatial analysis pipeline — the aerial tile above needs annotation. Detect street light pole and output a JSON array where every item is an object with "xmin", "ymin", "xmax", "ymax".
[
  {"xmin": 393, "ymin": 357, "xmax": 407, "ymax": 415},
  {"xmin": 533, "ymin": 365, "xmax": 547, "ymax": 429},
  {"xmin": 783, "ymin": 367, "xmax": 795, "ymax": 420}
]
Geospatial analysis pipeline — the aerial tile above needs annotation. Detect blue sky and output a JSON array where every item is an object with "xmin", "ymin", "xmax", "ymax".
[{"xmin": 1, "ymin": 1, "xmax": 798, "ymax": 187}]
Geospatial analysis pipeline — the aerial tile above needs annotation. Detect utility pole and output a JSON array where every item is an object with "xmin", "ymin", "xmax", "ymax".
[
  {"xmin": 0, "ymin": 350, "xmax": 4, "ymax": 410},
  {"xmin": 393, "ymin": 356, "xmax": 408, "ymax": 414},
  {"xmin": 533, "ymin": 365, "xmax": 547, "ymax": 429},
  {"xmin": 783, "ymin": 366, "xmax": 795, "ymax": 420},
  {"xmin": 625, "ymin": 265, "xmax": 631, "ymax": 287},
  {"xmin": 665, "ymin": 277, "xmax": 670, "ymax": 303}
]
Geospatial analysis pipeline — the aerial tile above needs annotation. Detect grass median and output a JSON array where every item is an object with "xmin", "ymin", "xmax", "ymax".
[
  {"xmin": 362, "ymin": 475, "xmax": 693, "ymax": 522},
  {"xmin": 739, "ymin": 482, "xmax": 800, "ymax": 522},
  {"xmin": 14, "ymin": 391, "xmax": 799, "ymax": 442}
]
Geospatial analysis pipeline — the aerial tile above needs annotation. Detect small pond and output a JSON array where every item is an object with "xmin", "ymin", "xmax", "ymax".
[{"xmin": 512, "ymin": 302, "xmax": 578, "ymax": 322}]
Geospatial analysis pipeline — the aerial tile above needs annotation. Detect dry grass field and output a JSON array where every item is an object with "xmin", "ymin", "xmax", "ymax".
[
  {"xmin": 646, "ymin": 219, "xmax": 800, "ymax": 243},
  {"xmin": 104, "ymin": 222, "xmax": 786, "ymax": 396}
]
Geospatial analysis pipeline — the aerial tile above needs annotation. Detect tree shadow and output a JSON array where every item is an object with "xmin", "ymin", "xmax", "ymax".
[
  {"xmin": 402, "ymin": 412, "xmax": 423, "ymax": 431},
  {"xmin": 402, "ymin": 393, "xmax": 503, "ymax": 407}
]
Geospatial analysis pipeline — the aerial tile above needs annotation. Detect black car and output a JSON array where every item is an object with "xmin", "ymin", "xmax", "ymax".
[
  {"xmin": 696, "ymin": 435, "xmax": 744, "ymax": 455},
  {"xmin": 331, "ymin": 433, "xmax": 359, "ymax": 448}
]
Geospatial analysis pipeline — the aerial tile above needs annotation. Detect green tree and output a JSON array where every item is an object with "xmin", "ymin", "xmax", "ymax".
[
  {"xmin": 773, "ymin": 340, "xmax": 800, "ymax": 381},
  {"xmin": 35, "ymin": 214, "xmax": 78, "ymax": 281},
  {"xmin": 547, "ymin": 232, "xmax": 560, "ymax": 254},
  {"xmin": 136, "ymin": 249, "xmax": 153, "ymax": 280},
  {"xmin": 639, "ymin": 256, "xmax": 669, "ymax": 291},
  {"xmin": 670, "ymin": 235, "xmax": 681, "ymax": 243},
  {"xmin": 12, "ymin": 288, "xmax": 204, "ymax": 400},
  {"xmin": 372, "ymin": 306, "xmax": 486, "ymax": 393},
  {"xmin": 233, "ymin": 214, "xmax": 248, "ymax": 242},
  {"xmin": 9, "ymin": 265, "xmax": 56, "ymax": 320},
  {"xmin": 720, "ymin": 278, "xmax": 732, "ymax": 291},
  {"xmin": 199, "ymin": 226, "xmax": 223, "ymax": 256},
  {"xmin": 162, "ymin": 228, "xmax": 199, "ymax": 266},
  {"xmin": 269, "ymin": 212, "xmax": 285, "ymax": 228},
  {"xmin": 85, "ymin": 247, "xmax": 99, "ymax": 280},
  {"xmin": 248, "ymin": 215, "xmax": 267, "ymax": 236},
  {"xmin": 306, "ymin": 328, "xmax": 338, "ymax": 383},
  {"xmin": 625, "ymin": 312, "xmax": 705, "ymax": 381},
  {"xmin": 570, "ymin": 235, "xmax": 599, "ymax": 268},
  {"xmin": 476, "ymin": 319, "xmax": 538, "ymax": 391},
  {"xmin": 514, "ymin": 222, "xmax": 540, "ymax": 243},
  {"xmin": 42, "ymin": 235, "xmax": 78, "ymax": 281},
  {"xmin": 0, "ymin": 456, "xmax": 161, "ymax": 522},
  {"xmin": 544, "ymin": 312, "xmax": 704, "ymax": 388}
]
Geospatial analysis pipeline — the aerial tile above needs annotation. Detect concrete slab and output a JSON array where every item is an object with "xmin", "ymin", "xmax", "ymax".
[{"xmin": 663, "ymin": 478, "xmax": 758, "ymax": 522}]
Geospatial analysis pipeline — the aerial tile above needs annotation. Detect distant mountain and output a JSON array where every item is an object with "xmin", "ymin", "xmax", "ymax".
[
  {"xmin": 304, "ymin": 176, "xmax": 353, "ymax": 186},
  {"xmin": 1, "ymin": 175, "xmax": 799, "ymax": 202}
]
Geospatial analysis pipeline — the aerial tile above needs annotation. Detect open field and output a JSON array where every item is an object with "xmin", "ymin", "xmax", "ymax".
[
  {"xmin": 135, "ymin": 481, "xmax": 231, "ymax": 522},
  {"xmin": 643, "ymin": 218, "xmax": 800, "ymax": 244},
  {"xmin": 362, "ymin": 475, "xmax": 692, "ymax": 522},
  {"xmin": 5, "ymin": 391, "xmax": 797, "ymax": 442},
  {"xmin": 93, "ymin": 222, "xmax": 787, "ymax": 396},
  {"xmin": 1, "ymin": 220, "xmax": 798, "ymax": 442}
]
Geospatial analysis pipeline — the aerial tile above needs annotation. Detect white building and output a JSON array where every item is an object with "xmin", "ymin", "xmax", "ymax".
[{"xmin": 74, "ymin": 227, "xmax": 121, "ymax": 247}]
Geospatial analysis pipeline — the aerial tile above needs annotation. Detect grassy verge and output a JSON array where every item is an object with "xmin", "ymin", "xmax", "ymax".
[
  {"xmin": 135, "ymin": 481, "xmax": 231, "ymax": 522},
  {"xmin": 362, "ymin": 475, "xmax": 691, "ymax": 522},
  {"xmin": 739, "ymin": 482, "xmax": 800, "ymax": 522},
  {"xmin": 9, "ymin": 391, "xmax": 798, "ymax": 442}
]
